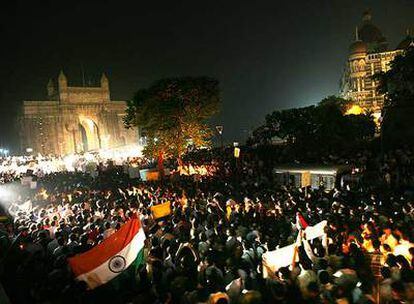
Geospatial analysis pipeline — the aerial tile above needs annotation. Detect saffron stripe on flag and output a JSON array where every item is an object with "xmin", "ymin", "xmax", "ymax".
[{"xmin": 69, "ymin": 218, "xmax": 141, "ymax": 276}]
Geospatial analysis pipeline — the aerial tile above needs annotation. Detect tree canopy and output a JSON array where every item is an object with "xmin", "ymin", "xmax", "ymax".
[
  {"xmin": 250, "ymin": 95, "xmax": 376, "ymax": 152},
  {"xmin": 375, "ymin": 47, "xmax": 414, "ymax": 147},
  {"xmin": 376, "ymin": 47, "xmax": 414, "ymax": 108},
  {"xmin": 124, "ymin": 77, "xmax": 221, "ymax": 159}
]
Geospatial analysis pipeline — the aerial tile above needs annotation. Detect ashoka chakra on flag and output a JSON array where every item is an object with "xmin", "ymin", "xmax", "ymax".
[
  {"xmin": 68, "ymin": 216, "xmax": 146, "ymax": 290},
  {"xmin": 108, "ymin": 255, "xmax": 127, "ymax": 273}
]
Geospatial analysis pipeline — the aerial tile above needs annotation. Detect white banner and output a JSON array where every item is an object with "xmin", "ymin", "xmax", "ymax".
[
  {"xmin": 304, "ymin": 220, "xmax": 327, "ymax": 240},
  {"xmin": 262, "ymin": 219, "xmax": 327, "ymax": 278},
  {"xmin": 262, "ymin": 243, "xmax": 298, "ymax": 278}
]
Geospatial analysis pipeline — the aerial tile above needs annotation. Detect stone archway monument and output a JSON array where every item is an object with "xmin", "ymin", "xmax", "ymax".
[
  {"xmin": 20, "ymin": 71, "xmax": 137, "ymax": 155},
  {"xmin": 78, "ymin": 116, "xmax": 102, "ymax": 152}
]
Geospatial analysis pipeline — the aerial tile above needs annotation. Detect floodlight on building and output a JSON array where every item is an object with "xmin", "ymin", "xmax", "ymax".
[{"xmin": 345, "ymin": 104, "xmax": 364, "ymax": 115}]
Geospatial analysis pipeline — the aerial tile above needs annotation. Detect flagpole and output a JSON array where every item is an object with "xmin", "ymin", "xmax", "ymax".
[
  {"xmin": 291, "ymin": 230, "xmax": 302, "ymax": 269},
  {"xmin": 291, "ymin": 245, "xmax": 298, "ymax": 269}
]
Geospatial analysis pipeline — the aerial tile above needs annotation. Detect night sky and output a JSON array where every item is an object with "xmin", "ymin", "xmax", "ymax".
[{"xmin": 1, "ymin": 0, "xmax": 413, "ymax": 151}]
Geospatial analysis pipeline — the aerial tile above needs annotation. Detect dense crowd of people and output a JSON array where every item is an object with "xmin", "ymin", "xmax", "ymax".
[
  {"xmin": 0, "ymin": 145, "xmax": 144, "ymax": 184},
  {"xmin": 0, "ymin": 146, "xmax": 413, "ymax": 303}
]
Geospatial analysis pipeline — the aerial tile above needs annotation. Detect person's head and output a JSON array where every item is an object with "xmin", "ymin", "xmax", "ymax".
[
  {"xmin": 216, "ymin": 298, "xmax": 229, "ymax": 304},
  {"xmin": 386, "ymin": 254, "xmax": 397, "ymax": 267},
  {"xmin": 328, "ymin": 243, "xmax": 337, "ymax": 255},
  {"xmin": 382, "ymin": 243, "xmax": 392, "ymax": 253},
  {"xmin": 69, "ymin": 233, "xmax": 78, "ymax": 243},
  {"xmin": 239, "ymin": 290, "xmax": 262, "ymax": 304},
  {"xmin": 104, "ymin": 222, "xmax": 111, "ymax": 230},
  {"xmin": 278, "ymin": 267, "xmax": 290, "ymax": 281},
  {"xmin": 30, "ymin": 223, "xmax": 37, "ymax": 232},
  {"xmin": 268, "ymin": 281, "xmax": 285, "ymax": 300},
  {"xmin": 80, "ymin": 233, "xmax": 89, "ymax": 245},
  {"xmin": 37, "ymin": 230, "xmax": 48, "ymax": 241},
  {"xmin": 349, "ymin": 242, "xmax": 359, "ymax": 254},
  {"xmin": 391, "ymin": 281, "xmax": 405, "ymax": 299},
  {"xmin": 373, "ymin": 239, "xmax": 381, "ymax": 251},
  {"xmin": 383, "ymin": 227, "xmax": 392, "ymax": 236},
  {"xmin": 396, "ymin": 255, "xmax": 410, "ymax": 269},
  {"xmin": 307, "ymin": 281, "xmax": 320, "ymax": 298},
  {"xmin": 318, "ymin": 258, "xmax": 328, "ymax": 270},
  {"xmin": 381, "ymin": 267, "xmax": 391, "ymax": 279},
  {"xmin": 318, "ymin": 270, "xmax": 330, "ymax": 285},
  {"xmin": 301, "ymin": 258, "xmax": 312, "ymax": 271},
  {"xmin": 151, "ymin": 237, "xmax": 160, "ymax": 248},
  {"xmin": 57, "ymin": 236, "xmax": 65, "ymax": 246}
]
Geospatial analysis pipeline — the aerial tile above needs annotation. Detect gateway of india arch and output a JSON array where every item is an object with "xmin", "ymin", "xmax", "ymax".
[{"xmin": 19, "ymin": 71, "xmax": 138, "ymax": 155}]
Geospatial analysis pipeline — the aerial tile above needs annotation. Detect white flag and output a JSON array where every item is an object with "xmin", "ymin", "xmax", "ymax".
[
  {"xmin": 262, "ymin": 243, "xmax": 298, "ymax": 278},
  {"xmin": 304, "ymin": 220, "xmax": 327, "ymax": 240}
]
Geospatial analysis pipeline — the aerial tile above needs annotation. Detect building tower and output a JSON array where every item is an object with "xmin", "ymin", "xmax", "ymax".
[
  {"xmin": 100, "ymin": 72, "xmax": 110, "ymax": 101},
  {"xmin": 340, "ymin": 10, "xmax": 408, "ymax": 117},
  {"xmin": 358, "ymin": 10, "xmax": 388, "ymax": 53},
  {"xmin": 58, "ymin": 70, "xmax": 68, "ymax": 102},
  {"xmin": 47, "ymin": 78, "xmax": 56, "ymax": 98},
  {"xmin": 347, "ymin": 27, "xmax": 367, "ymax": 105}
]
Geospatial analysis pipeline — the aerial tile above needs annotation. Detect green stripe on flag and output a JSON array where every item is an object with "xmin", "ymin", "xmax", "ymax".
[
  {"xmin": 109, "ymin": 248, "xmax": 145, "ymax": 290},
  {"xmin": 85, "ymin": 249, "xmax": 146, "ymax": 303}
]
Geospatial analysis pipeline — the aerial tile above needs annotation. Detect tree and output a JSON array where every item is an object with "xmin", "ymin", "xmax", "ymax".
[
  {"xmin": 265, "ymin": 105, "xmax": 317, "ymax": 145},
  {"xmin": 344, "ymin": 113, "xmax": 376, "ymax": 141},
  {"xmin": 318, "ymin": 95, "xmax": 352, "ymax": 113},
  {"xmin": 376, "ymin": 48, "xmax": 414, "ymax": 107},
  {"xmin": 251, "ymin": 95, "xmax": 375, "ymax": 153},
  {"xmin": 375, "ymin": 48, "xmax": 414, "ymax": 147},
  {"xmin": 124, "ymin": 77, "xmax": 221, "ymax": 160}
]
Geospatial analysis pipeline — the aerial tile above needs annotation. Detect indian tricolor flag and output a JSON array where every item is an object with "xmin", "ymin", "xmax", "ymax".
[{"xmin": 68, "ymin": 216, "xmax": 146, "ymax": 290}]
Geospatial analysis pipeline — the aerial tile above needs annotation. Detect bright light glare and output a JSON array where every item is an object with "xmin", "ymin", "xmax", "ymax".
[
  {"xmin": 0, "ymin": 186, "xmax": 13, "ymax": 204},
  {"xmin": 345, "ymin": 105, "xmax": 364, "ymax": 115}
]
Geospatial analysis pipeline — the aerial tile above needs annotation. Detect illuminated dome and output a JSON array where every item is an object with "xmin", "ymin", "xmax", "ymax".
[
  {"xmin": 358, "ymin": 10, "xmax": 388, "ymax": 52},
  {"xmin": 349, "ymin": 40, "xmax": 367, "ymax": 55}
]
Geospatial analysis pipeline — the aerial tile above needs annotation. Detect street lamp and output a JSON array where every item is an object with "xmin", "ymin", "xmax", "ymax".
[{"xmin": 215, "ymin": 125, "xmax": 223, "ymax": 149}]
